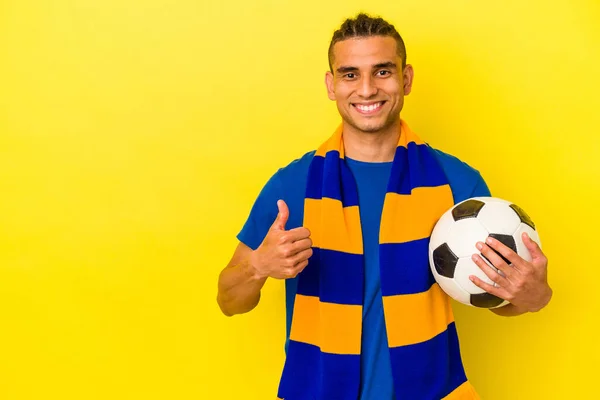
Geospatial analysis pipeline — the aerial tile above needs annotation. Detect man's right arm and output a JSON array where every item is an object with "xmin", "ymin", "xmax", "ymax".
[{"xmin": 217, "ymin": 200, "xmax": 312, "ymax": 317}]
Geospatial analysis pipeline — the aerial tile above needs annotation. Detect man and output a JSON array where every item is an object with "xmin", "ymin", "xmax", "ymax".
[{"xmin": 217, "ymin": 13, "xmax": 552, "ymax": 400}]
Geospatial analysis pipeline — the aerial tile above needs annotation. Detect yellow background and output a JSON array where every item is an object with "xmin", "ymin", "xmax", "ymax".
[{"xmin": 1, "ymin": 0, "xmax": 598, "ymax": 399}]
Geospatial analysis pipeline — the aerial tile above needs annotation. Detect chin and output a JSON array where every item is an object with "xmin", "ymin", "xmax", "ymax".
[
  {"xmin": 358, "ymin": 124, "xmax": 386, "ymax": 133},
  {"xmin": 350, "ymin": 118, "xmax": 392, "ymax": 134}
]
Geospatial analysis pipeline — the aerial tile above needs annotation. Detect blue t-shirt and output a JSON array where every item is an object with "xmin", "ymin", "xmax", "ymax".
[{"xmin": 237, "ymin": 148, "xmax": 491, "ymax": 400}]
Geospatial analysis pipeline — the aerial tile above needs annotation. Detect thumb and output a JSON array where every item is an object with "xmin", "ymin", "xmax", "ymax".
[{"xmin": 271, "ymin": 199, "xmax": 289, "ymax": 231}]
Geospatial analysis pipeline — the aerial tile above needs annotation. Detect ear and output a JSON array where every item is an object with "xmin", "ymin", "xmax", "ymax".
[
  {"xmin": 325, "ymin": 71, "xmax": 336, "ymax": 101},
  {"xmin": 402, "ymin": 64, "xmax": 414, "ymax": 96}
]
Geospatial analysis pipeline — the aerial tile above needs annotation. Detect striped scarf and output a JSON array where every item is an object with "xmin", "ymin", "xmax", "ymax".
[{"xmin": 276, "ymin": 120, "xmax": 480, "ymax": 400}]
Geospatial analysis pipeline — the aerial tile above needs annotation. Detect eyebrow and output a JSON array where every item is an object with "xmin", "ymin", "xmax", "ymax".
[
  {"xmin": 374, "ymin": 62, "xmax": 397, "ymax": 69},
  {"xmin": 336, "ymin": 62, "xmax": 397, "ymax": 74},
  {"xmin": 336, "ymin": 66, "xmax": 359, "ymax": 74}
]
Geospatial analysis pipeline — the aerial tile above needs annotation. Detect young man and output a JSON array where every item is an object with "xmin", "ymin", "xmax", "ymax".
[{"xmin": 217, "ymin": 13, "xmax": 552, "ymax": 400}]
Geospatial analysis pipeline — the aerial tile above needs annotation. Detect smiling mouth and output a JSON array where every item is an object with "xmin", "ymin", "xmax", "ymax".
[{"xmin": 352, "ymin": 101, "xmax": 385, "ymax": 115}]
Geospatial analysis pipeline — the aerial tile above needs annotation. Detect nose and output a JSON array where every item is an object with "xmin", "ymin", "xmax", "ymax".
[{"xmin": 357, "ymin": 75, "xmax": 378, "ymax": 98}]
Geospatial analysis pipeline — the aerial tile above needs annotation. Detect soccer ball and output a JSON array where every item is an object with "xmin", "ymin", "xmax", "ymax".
[{"xmin": 428, "ymin": 197, "xmax": 541, "ymax": 309}]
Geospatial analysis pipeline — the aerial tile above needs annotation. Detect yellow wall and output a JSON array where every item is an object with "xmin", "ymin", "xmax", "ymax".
[{"xmin": 0, "ymin": 0, "xmax": 598, "ymax": 398}]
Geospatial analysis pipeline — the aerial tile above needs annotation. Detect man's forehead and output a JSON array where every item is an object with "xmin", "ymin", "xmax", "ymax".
[{"xmin": 332, "ymin": 37, "xmax": 399, "ymax": 68}]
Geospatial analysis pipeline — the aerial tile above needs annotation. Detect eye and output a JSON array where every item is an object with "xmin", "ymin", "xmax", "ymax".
[
  {"xmin": 344, "ymin": 73, "xmax": 356, "ymax": 79},
  {"xmin": 377, "ymin": 70, "xmax": 391, "ymax": 76}
]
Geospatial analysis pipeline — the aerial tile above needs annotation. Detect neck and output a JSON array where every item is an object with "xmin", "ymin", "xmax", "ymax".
[{"xmin": 342, "ymin": 119, "xmax": 400, "ymax": 162}]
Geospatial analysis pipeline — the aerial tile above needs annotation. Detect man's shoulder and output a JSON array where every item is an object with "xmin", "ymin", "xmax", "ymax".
[
  {"xmin": 429, "ymin": 146, "xmax": 483, "ymax": 182},
  {"xmin": 275, "ymin": 149, "xmax": 315, "ymax": 181},
  {"xmin": 428, "ymin": 146, "xmax": 490, "ymax": 200}
]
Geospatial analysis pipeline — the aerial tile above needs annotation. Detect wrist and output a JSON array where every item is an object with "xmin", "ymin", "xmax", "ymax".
[{"xmin": 532, "ymin": 286, "xmax": 553, "ymax": 312}]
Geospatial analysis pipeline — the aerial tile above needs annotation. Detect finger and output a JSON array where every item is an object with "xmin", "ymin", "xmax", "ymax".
[
  {"xmin": 485, "ymin": 236, "xmax": 522, "ymax": 268},
  {"xmin": 522, "ymin": 232, "xmax": 545, "ymax": 262},
  {"xmin": 471, "ymin": 253, "xmax": 511, "ymax": 288},
  {"xmin": 469, "ymin": 274, "xmax": 512, "ymax": 301},
  {"xmin": 270, "ymin": 199, "xmax": 289, "ymax": 231},
  {"xmin": 285, "ymin": 259, "xmax": 309, "ymax": 279},
  {"xmin": 290, "ymin": 238, "xmax": 313, "ymax": 254},
  {"xmin": 290, "ymin": 248, "xmax": 313, "ymax": 265},
  {"xmin": 476, "ymin": 241, "xmax": 514, "ymax": 280},
  {"xmin": 294, "ymin": 259, "xmax": 309, "ymax": 273},
  {"xmin": 286, "ymin": 226, "xmax": 311, "ymax": 241}
]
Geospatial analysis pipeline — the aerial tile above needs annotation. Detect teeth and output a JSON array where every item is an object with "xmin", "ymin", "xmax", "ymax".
[{"xmin": 356, "ymin": 102, "xmax": 381, "ymax": 112}]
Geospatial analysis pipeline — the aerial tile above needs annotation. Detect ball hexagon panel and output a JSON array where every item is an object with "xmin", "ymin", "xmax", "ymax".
[
  {"xmin": 477, "ymin": 200, "xmax": 522, "ymax": 235},
  {"xmin": 429, "ymin": 209, "xmax": 456, "ymax": 253},
  {"xmin": 446, "ymin": 218, "xmax": 489, "ymax": 258},
  {"xmin": 434, "ymin": 274, "xmax": 471, "ymax": 305},
  {"xmin": 453, "ymin": 256, "xmax": 499, "ymax": 296}
]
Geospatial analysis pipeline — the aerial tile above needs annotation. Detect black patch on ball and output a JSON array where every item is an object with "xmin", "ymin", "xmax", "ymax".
[
  {"xmin": 486, "ymin": 233, "xmax": 517, "ymax": 265},
  {"xmin": 452, "ymin": 199, "xmax": 485, "ymax": 221},
  {"xmin": 510, "ymin": 204, "xmax": 535, "ymax": 230},
  {"xmin": 471, "ymin": 292, "xmax": 504, "ymax": 308},
  {"xmin": 432, "ymin": 243, "xmax": 459, "ymax": 278}
]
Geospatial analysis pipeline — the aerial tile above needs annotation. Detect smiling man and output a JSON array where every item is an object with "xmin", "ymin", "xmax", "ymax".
[{"xmin": 217, "ymin": 13, "xmax": 552, "ymax": 400}]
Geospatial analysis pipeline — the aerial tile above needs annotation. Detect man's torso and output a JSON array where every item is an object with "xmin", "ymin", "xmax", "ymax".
[{"xmin": 237, "ymin": 148, "xmax": 491, "ymax": 399}]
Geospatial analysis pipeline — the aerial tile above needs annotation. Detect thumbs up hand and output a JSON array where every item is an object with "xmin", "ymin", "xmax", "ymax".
[{"xmin": 249, "ymin": 200, "xmax": 313, "ymax": 280}]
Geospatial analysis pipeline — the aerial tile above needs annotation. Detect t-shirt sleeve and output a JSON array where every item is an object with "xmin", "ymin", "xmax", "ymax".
[
  {"xmin": 236, "ymin": 170, "xmax": 284, "ymax": 251},
  {"xmin": 470, "ymin": 172, "xmax": 492, "ymax": 197}
]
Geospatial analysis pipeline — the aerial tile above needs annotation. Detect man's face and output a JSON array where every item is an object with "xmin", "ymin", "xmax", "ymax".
[{"xmin": 325, "ymin": 36, "xmax": 414, "ymax": 134}]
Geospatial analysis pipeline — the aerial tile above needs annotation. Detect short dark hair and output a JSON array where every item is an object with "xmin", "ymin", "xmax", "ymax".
[{"xmin": 328, "ymin": 13, "xmax": 407, "ymax": 72}]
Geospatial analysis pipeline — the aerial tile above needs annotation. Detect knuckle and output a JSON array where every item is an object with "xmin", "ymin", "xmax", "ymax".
[
  {"xmin": 282, "ymin": 246, "xmax": 294, "ymax": 258},
  {"xmin": 514, "ymin": 281, "xmax": 525, "ymax": 290},
  {"xmin": 277, "ymin": 234, "xmax": 288, "ymax": 244}
]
